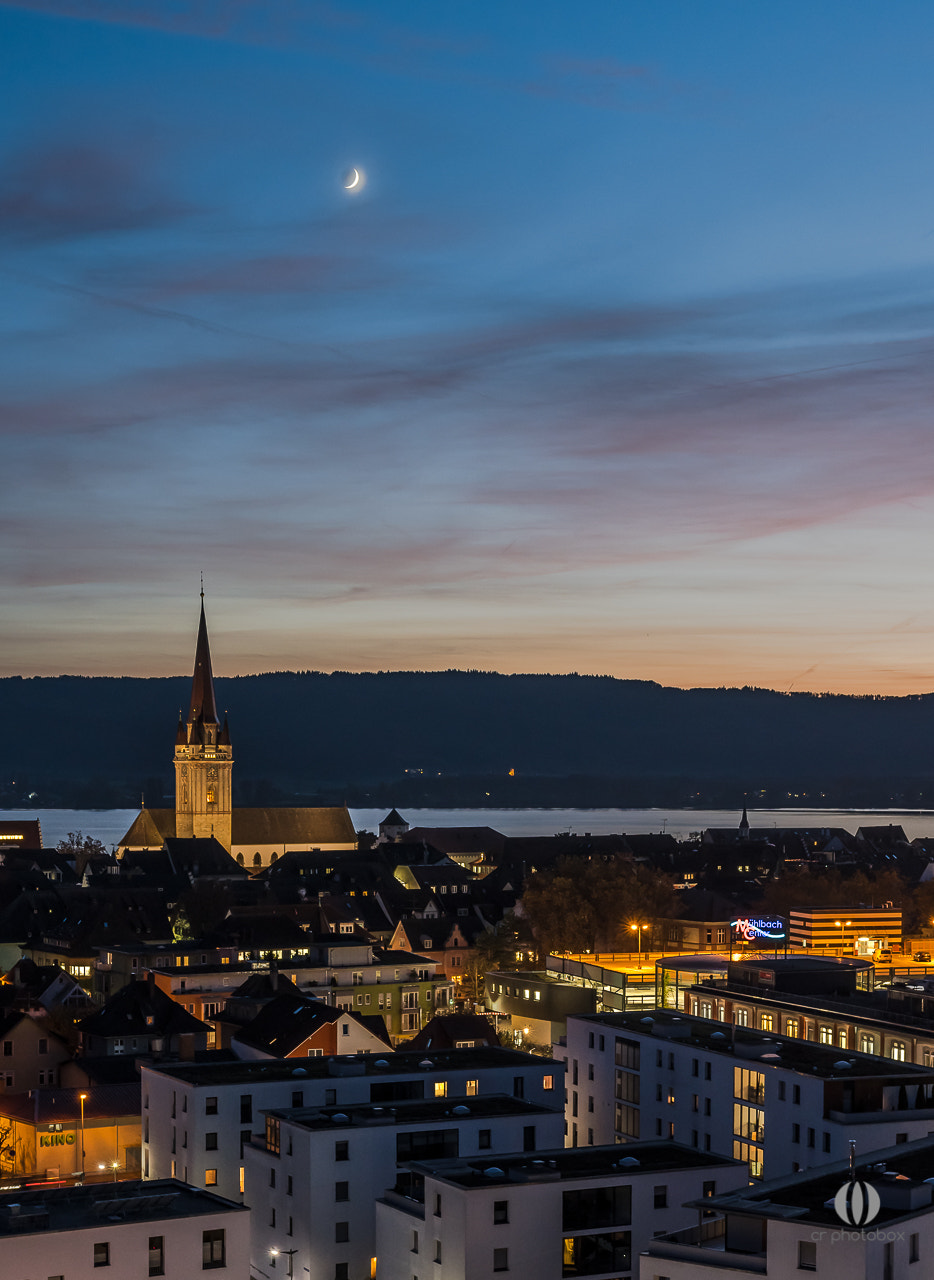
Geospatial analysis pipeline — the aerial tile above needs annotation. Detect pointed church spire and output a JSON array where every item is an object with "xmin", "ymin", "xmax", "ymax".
[
  {"xmin": 739, "ymin": 804, "xmax": 750, "ymax": 840},
  {"xmin": 188, "ymin": 595, "xmax": 219, "ymax": 728}
]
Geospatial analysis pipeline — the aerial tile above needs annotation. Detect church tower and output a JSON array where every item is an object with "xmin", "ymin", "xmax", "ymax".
[{"xmin": 174, "ymin": 593, "xmax": 233, "ymax": 849}]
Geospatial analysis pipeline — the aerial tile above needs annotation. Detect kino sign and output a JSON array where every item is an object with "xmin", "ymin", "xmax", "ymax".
[{"xmin": 731, "ymin": 917, "xmax": 786, "ymax": 943}]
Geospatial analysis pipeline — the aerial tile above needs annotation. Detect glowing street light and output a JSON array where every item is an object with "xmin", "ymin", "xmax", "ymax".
[
  {"xmin": 834, "ymin": 920, "xmax": 851, "ymax": 954},
  {"xmin": 630, "ymin": 923, "xmax": 649, "ymax": 967}
]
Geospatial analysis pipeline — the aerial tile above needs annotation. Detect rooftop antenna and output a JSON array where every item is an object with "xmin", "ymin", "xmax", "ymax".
[{"xmin": 200, "ymin": 571, "xmax": 204, "ymax": 600}]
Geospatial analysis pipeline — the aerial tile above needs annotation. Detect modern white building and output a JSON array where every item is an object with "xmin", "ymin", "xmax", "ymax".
[
  {"xmin": 643, "ymin": 1133, "xmax": 934, "ymax": 1280},
  {"xmin": 0, "ymin": 1178, "xmax": 249, "ymax": 1279},
  {"xmin": 142, "ymin": 1046, "xmax": 563, "ymax": 1203},
  {"xmin": 248, "ymin": 1094, "xmax": 565, "ymax": 1280},
  {"xmin": 375, "ymin": 1141, "xmax": 748, "ymax": 1280},
  {"xmin": 562, "ymin": 1011, "xmax": 934, "ymax": 1181}
]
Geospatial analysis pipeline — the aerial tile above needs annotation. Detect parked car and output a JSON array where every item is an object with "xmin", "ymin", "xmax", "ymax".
[
  {"xmin": 914, "ymin": 951, "xmax": 932, "ymax": 963},
  {"xmin": 877, "ymin": 949, "xmax": 893, "ymax": 963}
]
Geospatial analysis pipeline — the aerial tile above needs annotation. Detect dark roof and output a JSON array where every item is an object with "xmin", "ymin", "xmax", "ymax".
[
  {"xmin": 381, "ymin": 809, "xmax": 407, "ymax": 826},
  {"xmin": 407, "ymin": 1014, "xmax": 499, "ymax": 1052},
  {"xmin": 233, "ymin": 994, "xmax": 391, "ymax": 1055},
  {"xmin": 188, "ymin": 597, "xmax": 219, "ymax": 727},
  {"xmin": 118, "ymin": 806, "xmax": 356, "ymax": 849},
  {"xmin": 405, "ymin": 827, "xmax": 508, "ymax": 858},
  {"xmin": 0, "ymin": 1179, "xmax": 247, "ymax": 1235},
  {"xmin": 79, "ymin": 979, "xmax": 208, "ymax": 1039}
]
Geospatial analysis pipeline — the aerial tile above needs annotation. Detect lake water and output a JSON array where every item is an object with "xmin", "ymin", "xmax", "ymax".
[{"xmin": 5, "ymin": 805, "xmax": 934, "ymax": 848}]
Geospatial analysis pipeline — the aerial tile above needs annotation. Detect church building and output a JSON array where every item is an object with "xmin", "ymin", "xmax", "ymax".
[{"xmin": 117, "ymin": 597, "xmax": 356, "ymax": 869}]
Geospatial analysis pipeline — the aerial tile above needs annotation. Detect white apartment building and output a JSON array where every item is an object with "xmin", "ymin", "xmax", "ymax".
[
  {"xmin": 0, "ymin": 1178, "xmax": 249, "ymax": 1279},
  {"xmin": 643, "ymin": 1133, "xmax": 934, "ymax": 1280},
  {"xmin": 563, "ymin": 1011, "xmax": 934, "ymax": 1181},
  {"xmin": 247, "ymin": 1095, "xmax": 565, "ymax": 1280},
  {"xmin": 375, "ymin": 1142, "xmax": 748, "ymax": 1280},
  {"xmin": 142, "ymin": 1046, "xmax": 563, "ymax": 1202}
]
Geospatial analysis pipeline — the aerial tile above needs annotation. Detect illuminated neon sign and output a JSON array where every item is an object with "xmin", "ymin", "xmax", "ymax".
[{"xmin": 731, "ymin": 917, "xmax": 786, "ymax": 942}]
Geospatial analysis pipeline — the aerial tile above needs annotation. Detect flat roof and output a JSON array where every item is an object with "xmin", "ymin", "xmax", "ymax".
[
  {"xmin": 264, "ymin": 1095, "xmax": 553, "ymax": 1131},
  {"xmin": 411, "ymin": 1141, "xmax": 741, "ymax": 1189},
  {"xmin": 146, "ymin": 1046, "xmax": 558, "ymax": 1087},
  {"xmin": 693, "ymin": 1134, "xmax": 934, "ymax": 1227},
  {"xmin": 574, "ymin": 1010, "xmax": 934, "ymax": 1081},
  {"xmin": 0, "ymin": 1179, "xmax": 246, "ymax": 1237}
]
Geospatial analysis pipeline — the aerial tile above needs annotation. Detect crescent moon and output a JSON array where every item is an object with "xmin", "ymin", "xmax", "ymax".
[{"xmin": 344, "ymin": 168, "xmax": 360, "ymax": 190}]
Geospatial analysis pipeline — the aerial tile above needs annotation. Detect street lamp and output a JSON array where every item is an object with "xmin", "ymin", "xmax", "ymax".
[
  {"xmin": 630, "ymin": 923, "xmax": 649, "ymax": 967},
  {"xmin": 271, "ymin": 1248, "xmax": 298, "ymax": 1279},
  {"xmin": 834, "ymin": 920, "xmax": 851, "ymax": 955},
  {"xmin": 78, "ymin": 1093, "xmax": 88, "ymax": 1177}
]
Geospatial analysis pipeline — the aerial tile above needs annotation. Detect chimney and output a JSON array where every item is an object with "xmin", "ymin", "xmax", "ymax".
[{"xmin": 270, "ymin": 958, "xmax": 279, "ymax": 992}]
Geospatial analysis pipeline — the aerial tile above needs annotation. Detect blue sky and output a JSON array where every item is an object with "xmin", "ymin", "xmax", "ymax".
[{"xmin": 3, "ymin": 1, "xmax": 934, "ymax": 691}]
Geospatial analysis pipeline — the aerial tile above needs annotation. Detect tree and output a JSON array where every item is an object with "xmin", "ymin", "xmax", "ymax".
[
  {"xmin": 521, "ymin": 857, "xmax": 676, "ymax": 961},
  {"xmin": 56, "ymin": 830, "xmax": 108, "ymax": 879}
]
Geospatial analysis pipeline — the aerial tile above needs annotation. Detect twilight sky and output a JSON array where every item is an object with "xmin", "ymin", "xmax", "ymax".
[{"xmin": 3, "ymin": 1, "xmax": 934, "ymax": 693}]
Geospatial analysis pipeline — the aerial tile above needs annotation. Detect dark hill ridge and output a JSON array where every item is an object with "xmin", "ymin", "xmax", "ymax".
[{"xmin": 1, "ymin": 671, "xmax": 933, "ymax": 806}]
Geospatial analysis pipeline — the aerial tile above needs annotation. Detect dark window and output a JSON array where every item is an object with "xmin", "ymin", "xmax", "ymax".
[
  {"xmin": 203, "ymin": 1230, "xmax": 225, "ymax": 1270},
  {"xmin": 287, "ymin": 1175, "xmax": 293, "ymax": 1196},
  {"xmin": 704, "ymin": 1063, "xmax": 711, "ymax": 1081},
  {"xmin": 494, "ymin": 1200, "xmax": 509, "ymax": 1224},
  {"xmin": 691, "ymin": 1059, "xmax": 699, "ymax": 1077},
  {"xmin": 588, "ymin": 1033, "xmax": 594, "ymax": 1048},
  {"xmin": 335, "ymin": 1222, "xmax": 349, "ymax": 1243},
  {"xmin": 335, "ymin": 1140, "xmax": 349, "ymax": 1160},
  {"xmin": 615, "ymin": 1037, "xmax": 640, "ymax": 1070},
  {"xmin": 704, "ymin": 1098, "xmax": 711, "ymax": 1116},
  {"xmin": 654, "ymin": 1185, "xmax": 667, "ymax": 1209},
  {"xmin": 807, "ymin": 1128, "xmax": 815, "ymax": 1149},
  {"xmin": 325, "ymin": 1089, "xmax": 337, "ymax": 1106},
  {"xmin": 240, "ymin": 1094, "xmax": 252, "ymax": 1124},
  {"xmin": 793, "ymin": 1085, "xmax": 801, "ymax": 1105},
  {"xmin": 703, "ymin": 1181, "xmax": 716, "ymax": 1198},
  {"xmin": 615, "ymin": 1070, "xmax": 639, "ymax": 1104},
  {"xmin": 792, "ymin": 1124, "xmax": 800, "ymax": 1143},
  {"xmin": 149, "ymin": 1235, "xmax": 165, "ymax": 1277},
  {"xmin": 798, "ymin": 1240, "xmax": 817, "ymax": 1271},
  {"xmin": 240, "ymin": 1129, "xmax": 252, "ymax": 1160},
  {"xmin": 205, "ymin": 1097, "xmax": 218, "ymax": 1115},
  {"xmin": 335, "ymin": 1267, "xmax": 348, "ymax": 1280},
  {"xmin": 823, "ymin": 1133, "xmax": 831, "ymax": 1153},
  {"xmin": 563, "ymin": 1185, "xmax": 631, "ymax": 1230},
  {"xmin": 479, "ymin": 1129, "xmax": 492, "ymax": 1150},
  {"xmin": 205, "ymin": 1132, "xmax": 218, "ymax": 1151},
  {"xmin": 615, "ymin": 1103, "xmax": 639, "ymax": 1138},
  {"xmin": 371, "ymin": 1080, "xmax": 424, "ymax": 1103},
  {"xmin": 270, "ymin": 1169, "xmax": 276, "ymax": 1189},
  {"xmin": 292, "ymin": 1090, "xmax": 303, "ymax": 1107},
  {"xmin": 513, "ymin": 1076, "xmax": 525, "ymax": 1099},
  {"xmin": 397, "ymin": 1129, "xmax": 459, "ymax": 1162},
  {"xmin": 778, "ymin": 1082, "xmax": 786, "ymax": 1101},
  {"xmin": 493, "ymin": 1248, "xmax": 509, "ymax": 1272},
  {"xmin": 94, "ymin": 1242, "xmax": 110, "ymax": 1268},
  {"xmin": 335, "ymin": 1181, "xmax": 349, "ymax": 1201},
  {"xmin": 523, "ymin": 1125, "xmax": 536, "ymax": 1151}
]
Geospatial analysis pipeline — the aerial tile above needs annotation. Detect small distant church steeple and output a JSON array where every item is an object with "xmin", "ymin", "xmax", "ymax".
[
  {"xmin": 739, "ymin": 804, "xmax": 750, "ymax": 841},
  {"xmin": 174, "ymin": 591, "xmax": 233, "ymax": 849}
]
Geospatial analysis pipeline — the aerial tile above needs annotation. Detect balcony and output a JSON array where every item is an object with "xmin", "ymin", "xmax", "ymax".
[{"xmin": 645, "ymin": 1219, "xmax": 767, "ymax": 1273}]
